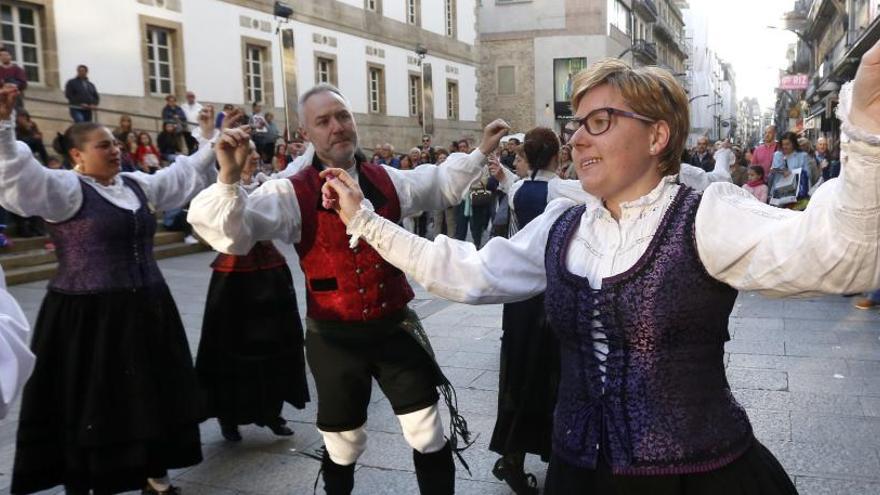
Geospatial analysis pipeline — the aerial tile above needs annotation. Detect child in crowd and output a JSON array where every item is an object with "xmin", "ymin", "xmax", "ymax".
[
  {"xmin": 134, "ymin": 131, "xmax": 161, "ymax": 173},
  {"xmin": 742, "ymin": 165, "xmax": 768, "ymax": 203}
]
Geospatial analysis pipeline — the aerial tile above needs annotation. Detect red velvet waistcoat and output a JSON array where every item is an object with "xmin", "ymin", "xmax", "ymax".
[
  {"xmin": 291, "ymin": 162, "xmax": 414, "ymax": 321},
  {"xmin": 211, "ymin": 241, "xmax": 287, "ymax": 273}
]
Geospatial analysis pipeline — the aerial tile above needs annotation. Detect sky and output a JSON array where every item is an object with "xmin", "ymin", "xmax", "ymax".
[{"xmin": 688, "ymin": 0, "xmax": 801, "ymax": 111}]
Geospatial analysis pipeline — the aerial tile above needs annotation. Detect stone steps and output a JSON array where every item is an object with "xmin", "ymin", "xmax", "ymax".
[{"xmin": 0, "ymin": 231, "xmax": 209, "ymax": 286}]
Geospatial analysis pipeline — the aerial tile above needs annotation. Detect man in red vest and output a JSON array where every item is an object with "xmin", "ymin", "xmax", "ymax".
[{"xmin": 189, "ymin": 84, "xmax": 509, "ymax": 494}]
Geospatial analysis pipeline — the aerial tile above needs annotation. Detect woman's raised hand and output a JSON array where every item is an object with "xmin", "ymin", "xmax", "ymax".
[
  {"xmin": 319, "ymin": 168, "xmax": 365, "ymax": 225},
  {"xmin": 0, "ymin": 84, "xmax": 20, "ymax": 121},
  {"xmin": 216, "ymin": 126, "xmax": 252, "ymax": 185},
  {"xmin": 198, "ymin": 104, "xmax": 216, "ymax": 137},
  {"xmin": 851, "ymin": 37, "xmax": 880, "ymax": 134}
]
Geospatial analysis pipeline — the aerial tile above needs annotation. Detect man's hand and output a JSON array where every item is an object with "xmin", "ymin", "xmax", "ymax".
[
  {"xmin": 851, "ymin": 37, "xmax": 880, "ymax": 134},
  {"xmin": 319, "ymin": 168, "xmax": 365, "ymax": 225},
  {"xmin": 478, "ymin": 119, "xmax": 511, "ymax": 156},
  {"xmin": 0, "ymin": 84, "xmax": 20, "ymax": 121},
  {"xmin": 216, "ymin": 126, "xmax": 252, "ymax": 184}
]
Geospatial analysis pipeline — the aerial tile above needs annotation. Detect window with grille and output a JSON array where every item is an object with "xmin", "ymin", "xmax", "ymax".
[
  {"xmin": 365, "ymin": 0, "xmax": 381, "ymax": 13},
  {"xmin": 146, "ymin": 26, "xmax": 174, "ymax": 95},
  {"xmin": 407, "ymin": 0, "xmax": 420, "ymax": 25},
  {"xmin": 409, "ymin": 74, "xmax": 422, "ymax": 117},
  {"xmin": 316, "ymin": 56, "xmax": 336, "ymax": 85},
  {"xmin": 0, "ymin": 3, "xmax": 43, "ymax": 83},
  {"xmin": 446, "ymin": 80, "xmax": 458, "ymax": 120},
  {"xmin": 368, "ymin": 66, "xmax": 385, "ymax": 114},
  {"xmin": 445, "ymin": 0, "xmax": 456, "ymax": 37},
  {"xmin": 245, "ymin": 44, "xmax": 264, "ymax": 104}
]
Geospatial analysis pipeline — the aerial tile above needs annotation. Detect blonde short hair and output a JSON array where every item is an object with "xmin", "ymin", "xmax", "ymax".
[{"xmin": 570, "ymin": 59, "xmax": 689, "ymax": 176}]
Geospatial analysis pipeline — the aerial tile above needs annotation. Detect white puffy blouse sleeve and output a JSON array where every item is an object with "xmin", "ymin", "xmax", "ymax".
[
  {"xmin": 123, "ymin": 138, "xmax": 218, "ymax": 211},
  {"xmin": 384, "ymin": 149, "xmax": 487, "ymax": 218},
  {"xmin": 696, "ymin": 81, "xmax": 880, "ymax": 297},
  {"xmin": 188, "ymin": 179, "xmax": 302, "ymax": 255},
  {"xmin": 0, "ymin": 266, "xmax": 35, "ymax": 419},
  {"xmin": 0, "ymin": 118, "xmax": 82, "ymax": 223},
  {"xmin": 345, "ymin": 198, "xmax": 576, "ymax": 304}
]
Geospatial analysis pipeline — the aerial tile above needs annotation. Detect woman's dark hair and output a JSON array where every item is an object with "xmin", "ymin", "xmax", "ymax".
[
  {"xmin": 519, "ymin": 127, "xmax": 560, "ymax": 179},
  {"xmin": 778, "ymin": 131, "xmax": 800, "ymax": 152},
  {"xmin": 748, "ymin": 165, "xmax": 765, "ymax": 179},
  {"xmin": 54, "ymin": 122, "xmax": 104, "ymax": 157}
]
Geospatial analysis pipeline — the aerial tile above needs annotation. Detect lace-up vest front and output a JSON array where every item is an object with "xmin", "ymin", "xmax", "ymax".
[{"xmin": 544, "ymin": 186, "xmax": 753, "ymax": 475}]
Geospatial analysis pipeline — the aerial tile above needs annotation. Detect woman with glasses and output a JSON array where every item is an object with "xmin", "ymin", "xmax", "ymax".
[{"xmin": 320, "ymin": 43, "xmax": 880, "ymax": 494}]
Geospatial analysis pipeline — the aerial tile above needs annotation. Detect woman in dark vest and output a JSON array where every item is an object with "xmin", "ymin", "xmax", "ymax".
[
  {"xmin": 196, "ymin": 141, "xmax": 310, "ymax": 442},
  {"xmin": 0, "ymin": 84, "xmax": 221, "ymax": 495},
  {"xmin": 322, "ymin": 42, "xmax": 880, "ymax": 494},
  {"xmin": 490, "ymin": 127, "xmax": 562, "ymax": 494}
]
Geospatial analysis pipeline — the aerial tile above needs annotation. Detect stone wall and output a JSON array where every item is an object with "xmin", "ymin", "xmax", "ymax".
[{"xmin": 478, "ymin": 38, "xmax": 535, "ymax": 133}]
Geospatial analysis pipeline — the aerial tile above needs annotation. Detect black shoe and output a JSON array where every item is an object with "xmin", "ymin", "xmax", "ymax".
[
  {"xmin": 141, "ymin": 485, "xmax": 180, "ymax": 494},
  {"xmin": 265, "ymin": 417, "xmax": 294, "ymax": 436},
  {"xmin": 492, "ymin": 457, "xmax": 538, "ymax": 495},
  {"xmin": 413, "ymin": 442, "xmax": 455, "ymax": 495},
  {"xmin": 220, "ymin": 421, "xmax": 242, "ymax": 442},
  {"xmin": 321, "ymin": 450, "xmax": 355, "ymax": 495}
]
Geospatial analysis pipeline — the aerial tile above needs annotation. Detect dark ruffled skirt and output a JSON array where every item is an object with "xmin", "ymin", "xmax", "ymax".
[
  {"xmin": 489, "ymin": 293, "xmax": 559, "ymax": 460},
  {"xmin": 545, "ymin": 438, "xmax": 798, "ymax": 495},
  {"xmin": 12, "ymin": 285, "xmax": 204, "ymax": 494},
  {"xmin": 195, "ymin": 264, "xmax": 309, "ymax": 425}
]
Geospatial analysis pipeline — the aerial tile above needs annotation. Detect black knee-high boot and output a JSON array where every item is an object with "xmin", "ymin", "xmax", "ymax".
[
  {"xmin": 321, "ymin": 451, "xmax": 355, "ymax": 495},
  {"xmin": 413, "ymin": 441, "xmax": 455, "ymax": 495}
]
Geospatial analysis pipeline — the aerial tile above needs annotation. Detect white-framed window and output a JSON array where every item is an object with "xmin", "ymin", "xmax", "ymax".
[
  {"xmin": 446, "ymin": 80, "xmax": 458, "ymax": 120},
  {"xmin": 408, "ymin": 74, "xmax": 422, "ymax": 116},
  {"xmin": 445, "ymin": 0, "xmax": 456, "ymax": 37},
  {"xmin": 316, "ymin": 56, "xmax": 337, "ymax": 85},
  {"xmin": 406, "ymin": 0, "xmax": 420, "ymax": 25},
  {"xmin": 497, "ymin": 66, "xmax": 515, "ymax": 95},
  {"xmin": 608, "ymin": 0, "xmax": 632, "ymax": 36},
  {"xmin": 0, "ymin": 2, "xmax": 43, "ymax": 84},
  {"xmin": 244, "ymin": 44, "xmax": 265, "ymax": 103},
  {"xmin": 146, "ymin": 26, "xmax": 174, "ymax": 95},
  {"xmin": 368, "ymin": 65, "xmax": 385, "ymax": 114}
]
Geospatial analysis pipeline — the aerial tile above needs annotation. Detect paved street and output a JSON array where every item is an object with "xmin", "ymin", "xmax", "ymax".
[{"xmin": 2, "ymin": 244, "xmax": 880, "ymax": 495}]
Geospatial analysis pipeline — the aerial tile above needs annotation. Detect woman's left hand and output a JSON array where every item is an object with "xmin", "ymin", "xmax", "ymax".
[
  {"xmin": 851, "ymin": 37, "xmax": 880, "ymax": 134},
  {"xmin": 319, "ymin": 168, "xmax": 365, "ymax": 225}
]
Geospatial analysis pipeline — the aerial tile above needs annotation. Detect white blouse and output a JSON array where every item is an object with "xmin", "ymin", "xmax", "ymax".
[
  {"xmin": 0, "ymin": 266, "xmax": 34, "ymax": 420},
  {"xmin": 0, "ymin": 118, "xmax": 218, "ymax": 223},
  {"xmin": 187, "ymin": 149, "xmax": 488, "ymax": 255},
  {"xmin": 342, "ymin": 81, "xmax": 880, "ymax": 302}
]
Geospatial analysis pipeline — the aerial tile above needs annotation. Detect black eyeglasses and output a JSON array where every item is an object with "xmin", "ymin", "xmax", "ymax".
[{"xmin": 573, "ymin": 107, "xmax": 656, "ymax": 136}]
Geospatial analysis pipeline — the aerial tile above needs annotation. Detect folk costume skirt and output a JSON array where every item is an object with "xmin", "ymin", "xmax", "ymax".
[
  {"xmin": 489, "ymin": 293, "xmax": 559, "ymax": 460},
  {"xmin": 11, "ymin": 284, "xmax": 204, "ymax": 494},
  {"xmin": 195, "ymin": 263, "xmax": 309, "ymax": 425}
]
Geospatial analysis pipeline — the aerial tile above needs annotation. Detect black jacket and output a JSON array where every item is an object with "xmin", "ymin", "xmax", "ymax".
[{"xmin": 64, "ymin": 77, "xmax": 100, "ymax": 106}]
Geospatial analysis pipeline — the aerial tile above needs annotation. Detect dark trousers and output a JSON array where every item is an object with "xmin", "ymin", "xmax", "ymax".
[
  {"xmin": 69, "ymin": 108, "xmax": 93, "ymax": 123},
  {"xmin": 454, "ymin": 203, "xmax": 491, "ymax": 247}
]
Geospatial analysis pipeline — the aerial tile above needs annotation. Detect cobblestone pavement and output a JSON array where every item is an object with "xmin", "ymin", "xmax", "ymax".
[{"xmin": 2, "ymin": 244, "xmax": 880, "ymax": 494}]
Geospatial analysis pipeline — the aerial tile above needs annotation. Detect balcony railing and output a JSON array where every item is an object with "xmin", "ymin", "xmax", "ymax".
[
  {"xmin": 631, "ymin": 39, "xmax": 658, "ymax": 62},
  {"xmin": 633, "ymin": 0, "xmax": 658, "ymax": 21}
]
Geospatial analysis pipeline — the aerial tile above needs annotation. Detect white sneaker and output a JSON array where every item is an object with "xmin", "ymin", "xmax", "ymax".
[{"xmin": 183, "ymin": 235, "xmax": 199, "ymax": 245}]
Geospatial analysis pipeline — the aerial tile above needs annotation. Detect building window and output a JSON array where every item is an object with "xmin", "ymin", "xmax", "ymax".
[
  {"xmin": 445, "ymin": 0, "xmax": 456, "ymax": 37},
  {"xmin": 406, "ymin": 0, "xmax": 420, "ymax": 26},
  {"xmin": 553, "ymin": 58, "xmax": 587, "ymax": 116},
  {"xmin": 364, "ymin": 0, "xmax": 381, "ymax": 14},
  {"xmin": 316, "ymin": 55, "xmax": 337, "ymax": 85},
  {"xmin": 146, "ymin": 26, "xmax": 174, "ymax": 95},
  {"xmin": 608, "ymin": 0, "xmax": 632, "ymax": 36},
  {"xmin": 1, "ymin": 3, "xmax": 43, "ymax": 84},
  {"xmin": 497, "ymin": 66, "xmax": 515, "ymax": 95},
  {"xmin": 446, "ymin": 80, "xmax": 458, "ymax": 120},
  {"xmin": 244, "ymin": 44, "xmax": 265, "ymax": 103},
  {"xmin": 409, "ymin": 74, "xmax": 422, "ymax": 117},
  {"xmin": 367, "ymin": 65, "xmax": 385, "ymax": 114}
]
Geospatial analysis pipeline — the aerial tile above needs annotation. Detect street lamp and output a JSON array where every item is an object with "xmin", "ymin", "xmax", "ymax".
[
  {"xmin": 689, "ymin": 93, "xmax": 709, "ymax": 103},
  {"xmin": 415, "ymin": 44, "xmax": 433, "ymax": 136},
  {"xmin": 274, "ymin": 1, "xmax": 294, "ymax": 142}
]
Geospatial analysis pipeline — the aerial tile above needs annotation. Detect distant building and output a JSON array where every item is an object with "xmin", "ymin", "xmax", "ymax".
[{"xmin": 0, "ymin": 0, "xmax": 481, "ymax": 152}]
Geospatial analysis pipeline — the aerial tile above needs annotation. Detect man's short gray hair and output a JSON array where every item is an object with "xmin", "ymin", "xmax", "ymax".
[{"xmin": 297, "ymin": 83, "xmax": 350, "ymax": 120}]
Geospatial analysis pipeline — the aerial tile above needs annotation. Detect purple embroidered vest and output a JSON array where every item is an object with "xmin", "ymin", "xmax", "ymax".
[
  {"xmin": 544, "ymin": 186, "xmax": 753, "ymax": 475},
  {"xmin": 47, "ymin": 176, "xmax": 164, "ymax": 293}
]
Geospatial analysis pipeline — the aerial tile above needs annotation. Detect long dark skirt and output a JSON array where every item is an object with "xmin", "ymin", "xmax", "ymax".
[
  {"xmin": 12, "ymin": 285, "xmax": 204, "ymax": 494},
  {"xmin": 544, "ymin": 438, "xmax": 798, "ymax": 494},
  {"xmin": 489, "ymin": 293, "xmax": 559, "ymax": 460},
  {"xmin": 196, "ymin": 264, "xmax": 309, "ymax": 425}
]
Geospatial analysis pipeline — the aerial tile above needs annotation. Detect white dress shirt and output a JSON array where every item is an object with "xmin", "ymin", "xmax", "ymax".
[
  {"xmin": 0, "ymin": 266, "xmax": 34, "ymax": 419},
  {"xmin": 187, "ymin": 149, "xmax": 488, "ymax": 255},
  {"xmin": 0, "ymin": 119, "xmax": 218, "ymax": 222},
  {"xmin": 342, "ymin": 81, "xmax": 880, "ymax": 303}
]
